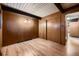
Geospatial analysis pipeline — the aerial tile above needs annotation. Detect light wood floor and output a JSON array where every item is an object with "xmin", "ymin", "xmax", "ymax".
[
  {"xmin": 1, "ymin": 38, "xmax": 66, "ymax": 56},
  {"xmin": 66, "ymin": 37, "xmax": 79, "ymax": 56}
]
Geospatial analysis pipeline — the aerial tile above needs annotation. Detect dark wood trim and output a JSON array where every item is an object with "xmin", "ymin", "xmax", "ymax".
[
  {"xmin": 1, "ymin": 4, "xmax": 41, "ymax": 19},
  {"xmin": 0, "ymin": 51, "xmax": 2, "ymax": 56},
  {"xmin": 54, "ymin": 3, "xmax": 65, "ymax": 13},
  {"xmin": 64, "ymin": 4, "xmax": 79, "ymax": 12},
  {"xmin": 55, "ymin": 3, "xmax": 79, "ymax": 13},
  {"xmin": 46, "ymin": 20, "xmax": 47, "ymax": 40}
]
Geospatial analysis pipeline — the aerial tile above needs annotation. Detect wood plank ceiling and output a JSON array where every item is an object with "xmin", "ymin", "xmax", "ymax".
[
  {"xmin": 3, "ymin": 3, "xmax": 59, "ymax": 17},
  {"xmin": 3, "ymin": 3, "xmax": 79, "ymax": 17}
]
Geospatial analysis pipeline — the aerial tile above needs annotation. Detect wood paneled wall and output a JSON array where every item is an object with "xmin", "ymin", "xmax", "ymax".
[
  {"xmin": 39, "ymin": 6, "xmax": 79, "ymax": 45},
  {"xmin": 69, "ymin": 21, "xmax": 79, "ymax": 37},
  {"xmin": 0, "ymin": 29, "xmax": 2, "ymax": 48},
  {"xmin": 47, "ymin": 12, "xmax": 61, "ymax": 43},
  {"xmin": 2, "ymin": 11, "xmax": 38, "ymax": 46},
  {"xmin": 39, "ymin": 20, "xmax": 46, "ymax": 39},
  {"xmin": 39, "ymin": 12, "xmax": 66, "ymax": 45},
  {"xmin": 60, "ymin": 13, "xmax": 66, "ymax": 45}
]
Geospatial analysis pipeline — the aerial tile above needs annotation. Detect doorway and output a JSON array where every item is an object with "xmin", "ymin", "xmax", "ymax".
[{"xmin": 65, "ymin": 12, "xmax": 79, "ymax": 55}]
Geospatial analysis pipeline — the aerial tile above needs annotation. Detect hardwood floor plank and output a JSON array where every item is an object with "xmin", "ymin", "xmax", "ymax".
[{"xmin": 1, "ymin": 38, "xmax": 66, "ymax": 56}]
